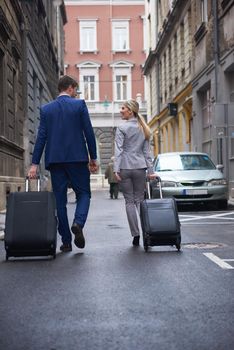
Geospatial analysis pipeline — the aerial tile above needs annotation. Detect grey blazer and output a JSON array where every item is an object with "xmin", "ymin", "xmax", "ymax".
[{"xmin": 114, "ymin": 118, "xmax": 153, "ymax": 173}]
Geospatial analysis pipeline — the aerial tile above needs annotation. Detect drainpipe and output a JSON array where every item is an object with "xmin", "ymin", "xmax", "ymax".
[
  {"xmin": 213, "ymin": 0, "xmax": 229, "ymax": 190},
  {"xmin": 109, "ymin": 0, "xmax": 115, "ymax": 156},
  {"xmin": 213, "ymin": 0, "xmax": 219, "ymax": 102},
  {"xmin": 56, "ymin": 5, "xmax": 61, "ymax": 74},
  {"xmin": 156, "ymin": 56, "xmax": 161, "ymax": 154},
  {"xmin": 156, "ymin": 0, "xmax": 161, "ymax": 153},
  {"xmin": 20, "ymin": 16, "xmax": 29, "ymax": 171}
]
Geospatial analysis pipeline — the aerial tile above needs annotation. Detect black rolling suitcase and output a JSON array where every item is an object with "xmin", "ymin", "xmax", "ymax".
[
  {"xmin": 140, "ymin": 177, "xmax": 181, "ymax": 252},
  {"xmin": 4, "ymin": 177, "xmax": 57, "ymax": 260}
]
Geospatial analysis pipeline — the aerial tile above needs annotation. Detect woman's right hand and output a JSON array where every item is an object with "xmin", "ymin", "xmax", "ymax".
[
  {"xmin": 148, "ymin": 173, "xmax": 159, "ymax": 180},
  {"xmin": 114, "ymin": 172, "xmax": 122, "ymax": 182}
]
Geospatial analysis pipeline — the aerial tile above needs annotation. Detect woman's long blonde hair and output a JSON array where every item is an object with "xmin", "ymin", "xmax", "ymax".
[{"xmin": 123, "ymin": 99, "xmax": 151, "ymax": 140}]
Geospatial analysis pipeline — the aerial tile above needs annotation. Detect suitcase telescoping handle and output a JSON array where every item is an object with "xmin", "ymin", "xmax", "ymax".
[
  {"xmin": 25, "ymin": 176, "xmax": 40, "ymax": 192},
  {"xmin": 146, "ymin": 176, "xmax": 162, "ymax": 199}
]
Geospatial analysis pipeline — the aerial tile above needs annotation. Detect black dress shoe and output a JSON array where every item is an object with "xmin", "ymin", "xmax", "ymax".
[
  {"xmin": 71, "ymin": 222, "xmax": 85, "ymax": 249},
  {"xmin": 60, "ymin": 243, "xmax": 72, "ymax": 252},
  {"xmin": 132, "ymin": 236, "xmax": 140, "ymax": 246}
]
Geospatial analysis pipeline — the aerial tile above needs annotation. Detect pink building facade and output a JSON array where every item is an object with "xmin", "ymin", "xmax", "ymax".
[{"xmin": 64, "ymin": 0, "xmax": 146, "ymax": 171}]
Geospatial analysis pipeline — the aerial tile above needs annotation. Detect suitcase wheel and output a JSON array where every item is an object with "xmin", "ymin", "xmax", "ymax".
[
  {"xmin": 143, "ymin": 239, "xmax": 149, "ymax": 252},
  {"xmin": 176, "ymin": 243, "xmax": 181, "ymax": 251},
  {"xmin": 175, "ymin": 237, "xmax": 181, "ymax": 251},
  {"xmin": 52, "ymin": 248, "xmax": 56, "ymax": 259},
  {"xmin": 143, "ymin": 234, "xmax": 149, "ymax": 252}
]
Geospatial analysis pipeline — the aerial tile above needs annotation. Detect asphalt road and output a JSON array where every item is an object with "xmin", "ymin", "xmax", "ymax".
[{"xmin": 0, "ymin": 190, "xmax": 234, "ymax": 350}]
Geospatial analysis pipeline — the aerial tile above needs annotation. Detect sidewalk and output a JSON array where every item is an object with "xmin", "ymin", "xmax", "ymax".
[{"xmin": 0, "ymin": 209, "xmax": 5, "ymax": 240}]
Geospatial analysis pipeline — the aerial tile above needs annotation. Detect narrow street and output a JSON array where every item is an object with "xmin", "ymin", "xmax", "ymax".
[
  {"xmin": 1, "ymin": 1, "xmax": 234, "ymax": 349},
  {"xmin": 0, "ymin": 189, "xmax": 234, "ymax": 350}
]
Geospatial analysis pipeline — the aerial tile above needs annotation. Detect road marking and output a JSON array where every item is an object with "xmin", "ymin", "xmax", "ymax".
[
  {"xmin": 223, "ymin": 259, "xmax": 234, "ymax": 262},
  {"xmin": 179, "ymin": 211, "xmax": 234, "ymax": 222},
  {"xmin": 203, "ymin": 253, "xmax": 234, "ymax": 269},
  {"xmin": 182, "ymin": 222, "xmax": 234, "ymax": 225},
  {"xmin": 206, "ymin": 211, "xmax": 234, "ymax": 217}
]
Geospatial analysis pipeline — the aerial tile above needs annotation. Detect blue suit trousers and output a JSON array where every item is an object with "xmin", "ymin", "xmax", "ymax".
[{"xmin": 50, "ymin": 162, "xmax": 91, "ymax": 244}]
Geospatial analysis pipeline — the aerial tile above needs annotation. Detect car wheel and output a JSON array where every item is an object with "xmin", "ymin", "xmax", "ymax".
[{"xmin": 218, "ymin": 199, "xmax": 228, "ymax": 210}]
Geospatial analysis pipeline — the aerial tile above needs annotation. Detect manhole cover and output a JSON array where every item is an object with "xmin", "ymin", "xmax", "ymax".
[{"xmin": 183, "ymin": 242, "xmax": 226, "ymax": 249}]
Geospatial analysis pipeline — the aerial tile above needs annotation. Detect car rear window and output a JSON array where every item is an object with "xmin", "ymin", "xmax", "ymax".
[{"xmin": 155, "ymin": 154, "xmax": 216, "ymax": 171}]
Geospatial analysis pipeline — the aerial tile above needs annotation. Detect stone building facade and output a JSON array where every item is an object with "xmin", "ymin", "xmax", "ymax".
[
  {"xmin": 0, "ymin": 0, "xmax": 67, "ymax": 210},
  {"xmin": 144, "ymin": 0, "xmax": 234, "ymax": 196},
  {"xmin": 192, "ymin": 0, "xmax": 234, "ymax": 197},
  {"xmin": 144, "ymin": 0, "xmax": 193, "ymax": 155}
]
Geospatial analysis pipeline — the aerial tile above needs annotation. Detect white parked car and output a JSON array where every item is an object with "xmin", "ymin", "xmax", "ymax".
[{"xmin": 151, "ymin": 152, "xmax": 228, "ymax": 209}]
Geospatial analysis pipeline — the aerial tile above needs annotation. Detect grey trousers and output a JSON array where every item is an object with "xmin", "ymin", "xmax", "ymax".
[{"xmin": 120, "ymin": 169, "xmax": 146, "ymax": 237}]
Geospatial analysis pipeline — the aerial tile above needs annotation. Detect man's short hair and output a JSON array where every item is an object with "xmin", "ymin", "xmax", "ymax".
[{"xmin": 58, "ymin": 75, "xmax": 78, "ymax": 92}]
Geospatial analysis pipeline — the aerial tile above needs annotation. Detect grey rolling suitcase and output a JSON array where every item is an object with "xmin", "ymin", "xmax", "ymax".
[
  {"xmin": 4, "ymin": 177, "xmax": 57, "ymax": 260},
  {"xmin": 140, "ymin": 177, "xmax": 181, "ymax": 252}
]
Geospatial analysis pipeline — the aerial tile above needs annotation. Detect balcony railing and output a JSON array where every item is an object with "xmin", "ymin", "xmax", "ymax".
[{"xmin": 86, "ymin": 100, "xmax": 147, "ymax": 115}]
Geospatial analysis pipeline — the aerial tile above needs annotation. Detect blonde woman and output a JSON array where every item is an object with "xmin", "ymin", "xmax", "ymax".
[{"xmin": 114, "ymin": 99, "xmax": 157, "ymax": 246}]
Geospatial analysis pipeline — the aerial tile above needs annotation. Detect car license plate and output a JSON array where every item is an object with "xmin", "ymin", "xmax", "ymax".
[{"xmin": 185, "ymin": 189, "xmax": 208, "ymax": 195}]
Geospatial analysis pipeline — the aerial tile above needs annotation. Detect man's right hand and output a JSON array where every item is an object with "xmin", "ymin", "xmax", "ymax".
[
  {"xmin": 28, "ymin": 164, "xmax": 38, "ymax": 179},
  {"xmin": 89, "ymin": 159, "xmax": 99, "ymax": 174}
]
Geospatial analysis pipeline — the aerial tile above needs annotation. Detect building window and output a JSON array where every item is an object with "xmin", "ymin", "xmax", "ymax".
[
  {"xmin": 168, "ymin": 45, "xmax": 172, "ymax": 96},
  {"xmin": 141, "ymin": 16, "xmax": 147, "ymax": 51},
  {"xmin": 148, "ymin": 14, "xmax": 152, "ymax": 49},
  {"xmin": 0, "ymin": 49, "xmax": 4, "ymax": 136},
  {"xmin": 169, "ymin": 0, "xmax": 173, "ymax": 9},
  {"xmin": 227, "ymin": 71, "xmax": 234, "ymax": 102},
  {"xmin": 173, "ymin": 34, "xmax": 178, "ymax": 86},
  {"xmin": 163, "ymin": 53, "xmax": 167, "ymax": 103},
  {"xmin": 201, "ymin": 0, "xmax": 208, "ymax": 22},
  {"xmin": 84, "ymin": 75, "xmax": 95, "ymax": 101},
  {"xmin": 64, "ymin": 64, "xmax": 69, "ymax": 75},
  {"xmin": 201, "ymin": 88, "xmax": 211, "ymax": 127},
  {"xmin": 180, "ymin": 21, "xmax": 185, "ymax": 70},
  {"xmin": 110, "ymin": 61, "xmax": 133, "ymax": 101},
  {"xmin": 112, "ymin": 20, "xmax": 129, "ymax": 52},
  {"xmin": 158, "ymin": 0, "xmax": 162, "ymax": 29},
  {"xmin": 231, "ymin": 137, "xmax": 234, "ymax": 158},
  {"xmin": 159, "ymin": 60, "xmax": 163, "ymax": 104},
  {"xmin": 76, "ymin": 61, "xmax": 101, "ymax": 101},
  {"xmin": 116, "ymin": 75, "xmax": 127, "ymax": 101},
  {"xmin": 79, "ymin": 20, "xmax": 97, "ymax": 52}
]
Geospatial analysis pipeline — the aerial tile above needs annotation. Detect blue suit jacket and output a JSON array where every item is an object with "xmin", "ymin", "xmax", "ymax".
[{"xmin": 32, "ymin": 96, "xmax": 97, "ymax": 170}]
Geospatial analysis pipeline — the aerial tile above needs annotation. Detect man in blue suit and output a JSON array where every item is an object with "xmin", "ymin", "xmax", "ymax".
[{"xmin": 28, "ymin": 75, "xmax": 98, "ymax": 252}]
